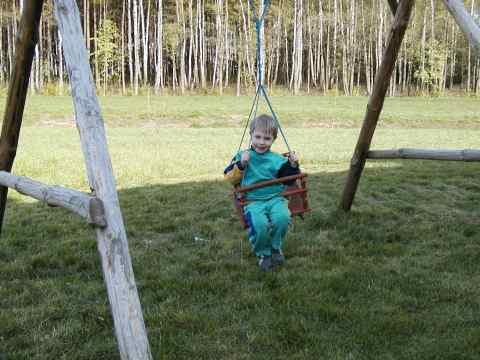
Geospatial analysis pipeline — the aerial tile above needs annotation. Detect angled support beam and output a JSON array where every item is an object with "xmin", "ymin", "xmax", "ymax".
[
  {"xmin": 0, "ymin": 0, "xmax": 45, "ymax": 235},
  {"xmin": 442, "ymin": 0, "xmax": 480, "ymax": 56},
  {"xmin": 54, "ymin": 1, "xmax": 152, "ymax": 359},
  {"xmin": 0, "ymin": 171, "xmax": 106, "ymax": 227},
  {"xmin": 340, "ymin": 0, "xmax": 415, "ymax": 212},
  {"xmin": 368, "ymin": 148, "xmax": 480, "ymax": 161}
]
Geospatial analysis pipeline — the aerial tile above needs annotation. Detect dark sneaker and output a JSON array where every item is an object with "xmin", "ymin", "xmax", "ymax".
[
  {"xmin": 272, "ymin": 249, "xmax": 285, "ymax": 266},
  {"xmin": 258, "ymin": 256, "xmax": 273, "ymax": 271}
]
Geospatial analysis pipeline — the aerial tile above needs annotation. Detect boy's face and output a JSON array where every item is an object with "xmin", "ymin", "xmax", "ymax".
[{"xmin": 251, "ymin": 129, "xmax": 274, "ymax": 154}]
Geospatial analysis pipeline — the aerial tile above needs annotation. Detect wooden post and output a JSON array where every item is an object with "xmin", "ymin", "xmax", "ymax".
[
  {"xmin": 0, "ymin": 0, "xmax": 45, "ymax": 234},
  {"xmin": 368, "ymin": 148, "xmax": 480, "ymax": 161},
  {"xmin": 54, "ymin": 1, "xmax": 152, "ymax": 359},
  {"xmin": 442, "ymin": 0, "xmax": 480, "ymax": 56},
  {"xmin": 340, "ymin": 0, "xmax": 415, "ymax": 211},
  {"xmin": 0, "ymin": 171, "xmax": 106, "ymax": 227}
]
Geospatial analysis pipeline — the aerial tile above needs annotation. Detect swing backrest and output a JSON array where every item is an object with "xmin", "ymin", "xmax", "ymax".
[{"xmin": 233, "ymin": 173, "xmax": 310, "ymax": 229}]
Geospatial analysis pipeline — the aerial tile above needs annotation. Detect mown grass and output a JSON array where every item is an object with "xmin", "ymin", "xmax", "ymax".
[
  {"xmin": 1, "ymin": 96, "xmax": 480, "ymax": 359},
  {"xmin": 4, "ymin": 94, "xmax": 480, "ymax": 128}
]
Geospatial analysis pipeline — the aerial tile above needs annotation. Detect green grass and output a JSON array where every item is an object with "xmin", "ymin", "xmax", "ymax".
[
  {"xmin": 1, "ymin": 96, "xmax": 480, "ymax": 359},
  {"xmin": 4, "ymin": 94, "xmax": 480, "ymax": 128}
]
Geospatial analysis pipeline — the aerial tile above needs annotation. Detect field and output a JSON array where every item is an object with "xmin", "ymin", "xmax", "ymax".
[{"xmin": 1, "ymin": 95, "xmax": 480, "ymax": 359}]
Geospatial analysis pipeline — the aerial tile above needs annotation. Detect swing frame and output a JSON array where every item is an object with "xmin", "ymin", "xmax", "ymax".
[{"xmin": 233, "ymin": 173, "xmax": 310, "ymax": 229}]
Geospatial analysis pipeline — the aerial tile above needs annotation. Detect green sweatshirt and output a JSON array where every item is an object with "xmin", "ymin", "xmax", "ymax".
[{"xmin": 224, "ymin": 148, "xmax": 299, "ymax": 201}]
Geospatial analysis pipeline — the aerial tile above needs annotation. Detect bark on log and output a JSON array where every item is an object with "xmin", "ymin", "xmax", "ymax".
[
  {"xmin": 0, "ymin": 0, "xmax": 45, "ymax": 234},
  {"xmin": 340, "ymin": 0, "xmax": 415, "ymax": 212},
  {"xmin": 368, "ymin": 148, "xmax": 480, "ymax": 161},
  {"xmin": 54, "ymin": 1, "xmax": 152, "ymax": 359},
  {"xmin": 442, "ymin": 0, "xmax": 480, "ymax": 56},
  {"xmin": 0, "ymin": 171, "xmax": 106, "ymax": 227}
]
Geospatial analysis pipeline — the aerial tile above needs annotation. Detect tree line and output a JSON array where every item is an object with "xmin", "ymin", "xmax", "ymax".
[{"xmin": 0, "ymin": 0, "xmax": 479, "ymax": 96}]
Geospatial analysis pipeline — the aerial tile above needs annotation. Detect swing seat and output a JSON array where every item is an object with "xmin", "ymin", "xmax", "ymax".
[{"xmin": 233, "ymin": 173, "xmax": 310, "ymax": 229}]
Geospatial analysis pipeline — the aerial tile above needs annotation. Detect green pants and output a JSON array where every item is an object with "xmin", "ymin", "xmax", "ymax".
[{"xmin": 244, "ymin": 196, "xmax": 291, "ymax": 257}]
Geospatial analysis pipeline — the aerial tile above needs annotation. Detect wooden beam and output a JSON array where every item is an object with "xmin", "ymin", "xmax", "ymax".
[
  {"xmin": 340, "ymin": 0, "xmax": 415, "ymax": 212},
  {"xmin": 0, "ymin": 0, "xmax": 45, "ymax": 234},
  {"xmin": 387, "ymin": 0, "xmax": 398, "ymax": 15},
  {"xmin": 368, "ymin": 148, "xmax": 480, "ymax": 161},
  {"xmin": 442, "ymin": 0, "xmax": 480, "ymax": 56},
  {"xmin": 234, "ymin": 173, "xmax": 307, "ymax": 193},
  {"xmin": 0, "ymin": 171, "xmax": 106, "ymax": 227},
  {"xmin": 54, "ymin": 1, "xmax": 152, "ymax": 359}
]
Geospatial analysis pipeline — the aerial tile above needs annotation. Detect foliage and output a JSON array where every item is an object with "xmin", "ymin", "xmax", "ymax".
[
  {"xmin": 414, "ymin": 40, "xmax": 448, "ymax": 95},
  {"xmin": 92, "ymin": 18, "xmax": 120, "ymax": 81},
  {"xmin": 1, "ymin": 0, "xmax": 479, "ymax": 95},
  {"xmin": 163, "ymin": 23, "xmax": 181, "ymax": 56}
]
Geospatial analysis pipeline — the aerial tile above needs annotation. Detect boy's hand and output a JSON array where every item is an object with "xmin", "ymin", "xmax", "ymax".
[
  {"xmin": 240, "ymin": 150, "xmax": 250, "ymax": 167},
  {"xmin": 288, "ymin": 151, "xmax": 299, "ymax": 167}
]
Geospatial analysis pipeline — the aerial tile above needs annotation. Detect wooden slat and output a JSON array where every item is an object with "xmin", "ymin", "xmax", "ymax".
[
  {"xmin": 0, "ymin": 171, "xmax": 106, "ymax": 227},
  {"xmin": 54, "ymin": 1, "xmax": 152, "ymax": 359},
  {"xmin": 238, "ymin": 187, "xmax": 308, "ymax": 206},
  {"xmin": 0, "ymin": 0, "xmax": 45, "ymax": 234},
  {"xmin": 234, "ymin": 173, "xmax": 307, "ymax": 193},
  {"xmin": 368, "ymin": 148, "xmax": 480, "ymax": 161},
  {"xmin": 340, "ymin": 0, "xmax": 415, "ymax": 212}
]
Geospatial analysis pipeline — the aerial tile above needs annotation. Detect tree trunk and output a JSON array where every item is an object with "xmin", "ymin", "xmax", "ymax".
[
  {"xmin": 133, "ymin": 0, "xmax": 140, "ymax": 94},
  {"xmin": 58, "ymin": 28, "xmax": 64, "ymax": 94},
  {"xmin": 178, "ymin": 0, "xmax": 187, "ymax": 93},
  {"xmin": 199, "ymin": 0, "xmax": 206, "ymax": 88},
  {"xmin": 212, "ymin": 0, "xmax": 221, "ymax": 90},
  {"xmin": 154, "ymin": 0, "xmax": 164, "ymax": 92},
  {"xmin": 224, "ymin": 0, "xmax": 229, "ymax": 90},
  {"xmin": 121, "ymin": 0, "xmax": 126, "ymax": 94},
  {"xmin": 93, "ymin": 3, "xmax": 100, "ymax": 88},
  {"xmin": 188, "ymin": 0, "xmax": 194, "ymax": 88}
]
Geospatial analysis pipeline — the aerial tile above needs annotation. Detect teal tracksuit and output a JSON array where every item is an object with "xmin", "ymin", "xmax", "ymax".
[{"xmin": 224, "ymin": 149, "xmax": 300, "ymax": 257}]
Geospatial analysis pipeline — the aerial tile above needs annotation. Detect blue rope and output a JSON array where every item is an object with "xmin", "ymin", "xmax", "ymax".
[
  {"xmin": 250, "ymin": 0, "xmax": 271, "ymax": 86},
  {"xmin": 239, "ymin": 0, "xmax": 292, "ymax": 154},
  {"xmin": 237, "ymin": 85, "xmax": 261, "ymax": 153},
  {"xmin": 260, "ymin": 85, "xmax": 292, "ymax": 154}
]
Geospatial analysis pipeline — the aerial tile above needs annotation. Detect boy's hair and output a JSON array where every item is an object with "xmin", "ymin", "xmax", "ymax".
[{"xmin": 249, "ymin": 114, "xmax": 278, "ymax": 139}]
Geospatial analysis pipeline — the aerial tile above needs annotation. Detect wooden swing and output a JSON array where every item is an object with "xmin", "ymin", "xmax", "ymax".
[
  {"xmin": 233, "ymin": 172, "xmax": 310, "ymax": 228},
  {"xmin": 231, "ymin": 0, "xmax": 310, "ymax": 227}
]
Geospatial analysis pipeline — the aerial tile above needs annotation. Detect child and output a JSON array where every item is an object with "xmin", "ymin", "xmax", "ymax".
[{"xmin": 224, "ymin": 114, "xmax": 300, "ymax": 271}]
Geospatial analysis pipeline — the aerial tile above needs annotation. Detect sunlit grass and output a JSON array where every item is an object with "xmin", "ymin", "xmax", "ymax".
[
  {"xmin": 0, "ymin": 92, "xmax": 479, "ymax": 358},
  {"xmin": 3, "ymin": 94, "xmax": 479, "ymax": 128},
  {"xmin": 1, "ymin": 124, "xmax": 480, "ymax": 359}
]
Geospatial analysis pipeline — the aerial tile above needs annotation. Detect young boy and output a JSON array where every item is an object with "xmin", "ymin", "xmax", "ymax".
[{"xmin": 224, "ymin": 114, "xmax": 300, "ymax": 271}]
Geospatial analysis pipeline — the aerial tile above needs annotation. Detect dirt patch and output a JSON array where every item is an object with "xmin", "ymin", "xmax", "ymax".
[{"xmin": 38, "ymin": 117, "xmax": 76, "ymax": 127}]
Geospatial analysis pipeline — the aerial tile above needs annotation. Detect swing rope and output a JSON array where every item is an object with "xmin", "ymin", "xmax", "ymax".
[{"xmin": 237, "ymin": 0, "xmax": 292, "ymax": 155}]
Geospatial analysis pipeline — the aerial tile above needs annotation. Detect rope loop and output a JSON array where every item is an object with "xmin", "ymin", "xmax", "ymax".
[{"xmin": 238, "ymin": 0, "xmax": 292, "ymax": 154}]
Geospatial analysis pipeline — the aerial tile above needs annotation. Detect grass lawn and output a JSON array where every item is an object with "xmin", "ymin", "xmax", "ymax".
[
  {"xmin": 5, "ymin": 94, "xmax": 480, "ymax": 128},
  {"xmin": 0, "ymin": 95, "xmax": 480, "ymax": 359}
]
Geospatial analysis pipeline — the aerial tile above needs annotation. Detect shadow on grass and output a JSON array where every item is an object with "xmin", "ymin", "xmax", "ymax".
[{"xmin": 1, "ymin": 160, "xmax": 480, "ymax": 359}]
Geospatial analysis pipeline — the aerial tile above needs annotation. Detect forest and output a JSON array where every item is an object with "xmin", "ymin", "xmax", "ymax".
[{"xmin": 0, "ymin": 0, "xmax": 479, "ymax": 96}]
